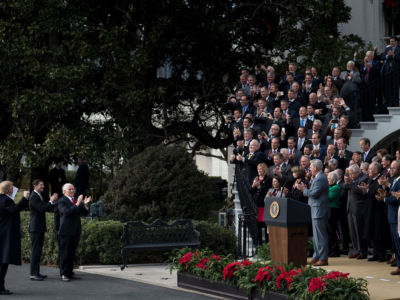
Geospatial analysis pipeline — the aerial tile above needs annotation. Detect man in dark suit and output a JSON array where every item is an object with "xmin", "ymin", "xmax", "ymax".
[
  {"xmin": 377, "ymin": 160, "xmax": 400, "ymax": 275},
  {"xmin": 296, "ymin": 127, "xmax": 311, "ymax": 152},
  {"xmin": 58, "ymin": 183, "xmax": 91, "ymax": 281},
  {"xmin": 75, "ymin": 157, "xmax": 90, "ymax": 198},
  {"xmin": 359, "ymin": 51, "xmax": 381, "ymax": 121},
  {"xmin": 29, "ymin": 179, "xmax": 58, "ymax": 281},
  {"xmin": 310, "ymin": 133, "xmax": 327, "ymax": 162},
  {"xmin": 345, "ymin": 164, "xmax": 369, "ymax": 259},
  {"xmin": 288, "ymin": 106, "xmax": 312, "ymax": 136},
  {"xmin": 381, "ymin": 37, "xmax": 400, "ymax": 107},
  {"xmin": 238, "ymin": 95, "xmax": 255, "ymax": 118},
  {"xmin": 49, "ymin": 160, "xmax": 67, "ymax": 197},
  {"xmin": 360, "ymin": 138, "xmax": 377, "ymax": 163},
  {"xmin": 335, "ymin": 138, "xmax": 352, "ymax": 171},
  {"xmin": 359, "ymin": 162, "xmax": 386, "ymax": 262},
  {"xmin": 332, "ymin": 67, "xmax": 345, "ymax": 92},
  {"xmin": 235, "ymin": 139, "xmax": 266, "ymax": 186},
  {"xmin": 0, "ymin": 181, "xmax": 30, "ymax": 295}
]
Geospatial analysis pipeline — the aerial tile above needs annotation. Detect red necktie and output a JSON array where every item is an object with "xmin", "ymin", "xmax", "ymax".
[
  {"xmin": 289, "ymin": 149, "xmax": 293, "ymax": 155},
  {"xmin": 72, "ymin": 197, "xmax": 76, "ymax": 205},
  {"xmin": 365, "ymin": 66, "xmax": 370, "ymax": 84}
]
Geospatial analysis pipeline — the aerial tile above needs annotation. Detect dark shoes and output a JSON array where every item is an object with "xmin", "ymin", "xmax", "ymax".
[
  {"xmin": 390, "ymin": 268, "xmax": 400, "ymax": 275},
  {"xmin": 30, "ymin": 275, "xmax": 44, "ymax": 281},
  {"xmin": 0, "ymin": 289, "xmax": 13, "ymax": 295},
  {"xmin": 314, "ymin": 260, "xmax": 328, "ymax": 266},
  {"xmin": 356, "ymin": 254, "xmax": 367, "ymax": 260},
  {"xmin": 61, "ymin": 274, "xmax": 81, "ymax": 281},
  {"xmin": 307, "ymin": 258, "xmax": 318, "ymax": 265},
  {"xmin": 30, "ymin": 273, "xmax": 47, "ymax": 281},
  {"xmin": 348, "ymin": 253, "xmax": 359, "ymax": 258}
]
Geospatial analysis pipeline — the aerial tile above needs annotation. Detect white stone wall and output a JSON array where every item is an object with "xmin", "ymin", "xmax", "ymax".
[{"xmin": 339, "ymin": 0, "xmax": 387, "ymax": 50}]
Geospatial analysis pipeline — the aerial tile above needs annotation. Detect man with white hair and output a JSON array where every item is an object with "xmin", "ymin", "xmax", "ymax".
[
  {"xmin": 344, "ymin": 164, "xmax": 368, "ymax": 259},
  {"xmin": 58, "ymin": 183, "xmax": 91, "ymax": 281},
  {"xmin": 298, "ymin": 159, "xmax": 330, "ymax": 266}
]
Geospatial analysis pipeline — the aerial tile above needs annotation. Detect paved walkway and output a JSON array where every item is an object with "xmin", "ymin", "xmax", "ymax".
[
  {"xmin": 5, "ymin": 257, "xmax": 400, "ymax": 299},
  {"xmin": 80, "ymin": 258, "xmax": 400, "ymax": 300},
  {"xmin": 3, "ymin": 264, "xmax": 219, "ymax": 300}
]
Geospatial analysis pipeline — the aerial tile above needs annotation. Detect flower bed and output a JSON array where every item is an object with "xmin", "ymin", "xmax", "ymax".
[{"xmin": 170, "ymin": 248, "xmax": 369, "ymax": 299}]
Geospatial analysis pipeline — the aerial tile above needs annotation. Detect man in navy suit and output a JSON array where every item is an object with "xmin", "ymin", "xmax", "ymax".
[
  {"xmin": 381, "ymin": 37, "xmax": 400, "ymax": 107},
  {"xmin": 359, "ymin": 51, "xmax": 381, "ymax": 121},
  {"xmin": 58, "ymin": 183, "xmax": 91, "ymax": 281},
  {"xmin": 378, "ymin": 160, "xmax": 400, "ymax": 275},
  {"xmin": 360, "ymin": 138, "xmax": 376, "ymax": 163},
  {"xmin": 310, "ymin": 133, "xmax": 326, "ymax": 162},
  {"xmin": 29, "ymin": 180, "xmax": 58, "ymax": 281},
  {"xmin": 298, "ymin": 159, "xmax": 330, "ymax": 266}
]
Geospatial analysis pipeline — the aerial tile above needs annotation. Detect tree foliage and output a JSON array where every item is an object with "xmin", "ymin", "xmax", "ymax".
[
  {"xmin": 0, "ymin": 0, "xmax": 363, "ymax": 181},
  {"xmin": 102, "ymin": 145, "xmax": 220, "ymax": 222}
]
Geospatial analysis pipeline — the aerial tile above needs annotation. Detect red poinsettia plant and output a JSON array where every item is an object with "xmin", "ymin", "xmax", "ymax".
[{"xmin": 170, "ymin": 248, "xmax": 369, "ymax": 299}]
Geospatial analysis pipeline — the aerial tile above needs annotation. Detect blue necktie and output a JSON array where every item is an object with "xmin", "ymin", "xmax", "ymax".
[{"xmin": 300, "ymin": 119, "xmax": 304, "ymax": 127}]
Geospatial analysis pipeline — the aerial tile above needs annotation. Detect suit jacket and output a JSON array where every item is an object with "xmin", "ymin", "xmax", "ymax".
[
  {"xmin": 303, "ymin": 171, "xmax": 330, "ymax": 218},
  {"xmin": 49, "ymin": 167, "xmax": 67, "ymax": 196},
  {"xmin": 296, "ymin": 137, "xmax": 311, "ymax": 152},
  {"xmin": 268, "ymin": 164, "xmax": 293, "ymax": 184},
  {"xmin": 288, "ymin": 99, "xmax": 301, "ymax": 118},
  {"xmin": 385, "ymin": 178, "xmax": 400, "ymax": 224},
  {"xmin": 29, "ymin": 191, "xmax": 54, "ymax": 233},
  {"xmin": 0, "ymin": 194, "xmax": 28, "ymax": 265},
  {"xmin": 75, "ymin": 163, "xmax": 90, "ymax": 197},
  {"xmin": 363, "ymin": 149, "xmax": 377, "ymax": 163},
  {"xmin": 339, "ymin": 70, "xmax": 362, "ymax": 85},
  {"xmin": 310, "ymin": 144, "xmax": 327, "ymax": 162},
  {"xmin": 58, "ymin": 196, "xmax": 88, "ymax": 236},
  {"xmin": 345, "ymin": 173, "xmax": 369, "ymax": 216},
  {"xmin": 288, "ymin": 148, "xmax": 301, "ymax": 165},
  {"xmin": 244, "ymin": 150, "xmax": 267, "ymax": 184},
  {"xmin": 359, "ymin": 60, "xmax": 380, "ymax": 84},
  {"xmin": 333, "ymin": 77, "xmax": 345, "ymax": 92},
  {"xmin": 289, "ymin": 117, "xmax": 312, "ymax": 136}
]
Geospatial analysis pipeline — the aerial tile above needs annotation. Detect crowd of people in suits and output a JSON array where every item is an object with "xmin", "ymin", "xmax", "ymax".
[
  {"xmin": 227, "ymin": 40, "xmax": 400, "ymax": 275},
  {"xmin": 0, "ymin": 158, "xmax": 91, "ymax": 295}
]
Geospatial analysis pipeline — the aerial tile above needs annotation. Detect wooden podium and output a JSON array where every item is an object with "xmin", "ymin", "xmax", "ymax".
[{"xmin": 264, "ymin": 197, "xmax": 311, "ymax": 266}]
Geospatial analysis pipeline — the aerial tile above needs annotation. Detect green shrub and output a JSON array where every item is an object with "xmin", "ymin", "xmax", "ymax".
[
  {"xmin": 196, "ymin": 221, "xmax": 237, "ymax": 257},
  {"xmin": 101, "ymin": 145, "xmax": 221, "ymax": 223},
  {"xmin": 20, "ymin": 212, "xmax": 237, "ymax": 265}
]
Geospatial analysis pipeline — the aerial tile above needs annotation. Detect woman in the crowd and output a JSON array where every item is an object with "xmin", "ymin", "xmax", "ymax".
[
  {"xmin": 0, "ymin": 181, "xmax": 30, "ymax": 295},
  {"xmin": 266, "ymin": 175, "xmax": 285, "ymax": 198},
  {"xmin": 251, "ymin": 163, "xmax": 272, "ymax": 245},
  {"xmin": 283, "ymin": 166, "xmax": 308, "ymax": 203},
  {"xmin": 327, "ymin": 171, "xmax": 341, "ymax": 257}
]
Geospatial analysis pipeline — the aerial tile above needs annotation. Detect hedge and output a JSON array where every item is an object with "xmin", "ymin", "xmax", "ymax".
[{"xmin": 20, "ymin": 212, "xmax": 237, "ymax": 265}]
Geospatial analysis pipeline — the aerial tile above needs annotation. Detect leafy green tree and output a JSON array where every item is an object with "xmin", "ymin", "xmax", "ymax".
[
  {"xmin": 0, "ymin": 0, "xmax": 363, "ymax": 187},
  {"xmin": 102, "ymin": 145, "xmax": 220, "ymax": 222}
]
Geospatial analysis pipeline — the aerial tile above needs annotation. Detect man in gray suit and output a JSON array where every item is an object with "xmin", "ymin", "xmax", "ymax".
[
  {"xmin": 344, "ymin": 164, "xmax": 369, "ymax": 259},
  {"xmin": 298, "ymin": 159, "xmax": 330, "ymax": 266}
]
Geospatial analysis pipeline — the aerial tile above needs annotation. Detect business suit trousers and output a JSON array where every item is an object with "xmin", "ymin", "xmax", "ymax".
[
  {"xmin": 312, "ymin": 218, "xmax": 329, "ymax": 261},
  {"xmin": 30, "ymin": 232, "xmax": 45, "ymax": 276},
  {"xmin": 59, "ymin": 234, "xmax": 80, "ymax": 277},
  {"xmin": 328, "ymin": 208, "xmax": 340, "ymax": 254},
  {"xmin": 0, "ymin": 264, "xmax": 8, "ymax": 290},
  {"xmin": 389, "ymin": 223, "xmax": 400, "ymax": 267},
  {"xmin": 347, "ymin": 212, "xmax": 368, "ymax": 255}
]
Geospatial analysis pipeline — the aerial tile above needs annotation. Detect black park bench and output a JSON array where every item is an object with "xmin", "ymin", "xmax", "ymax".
[{"xmin": 120, "ymin": 219, "xmax": 200, "ymax": 270}]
